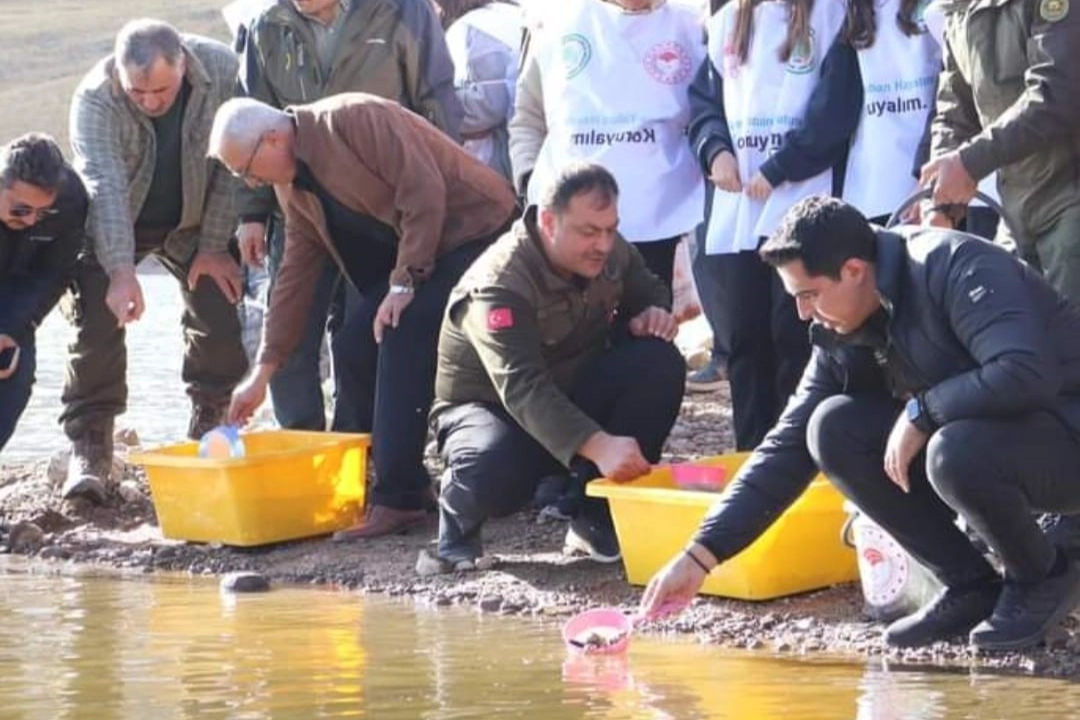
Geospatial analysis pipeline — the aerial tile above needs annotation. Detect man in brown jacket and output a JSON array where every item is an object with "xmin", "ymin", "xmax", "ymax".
[
  {"xmin": 212, "ymin": 93, "xmax": 516, "ymax": 537},
  {"xmin": 233, "ymin": 0, "xmax": 462, "ymax": 434}
]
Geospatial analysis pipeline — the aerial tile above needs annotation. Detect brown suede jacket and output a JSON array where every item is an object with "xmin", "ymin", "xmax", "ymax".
[{"xmin": 258, "ymin": 93, "xmax": 515, "ymax": 368}]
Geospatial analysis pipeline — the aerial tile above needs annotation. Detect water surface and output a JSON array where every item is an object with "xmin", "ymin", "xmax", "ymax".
[{"xmin": 0, "ymin": 562, "xmax": 1078, "ymax": 719}]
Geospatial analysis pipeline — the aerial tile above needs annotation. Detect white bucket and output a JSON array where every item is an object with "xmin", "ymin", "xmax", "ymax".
[{"xmin": 842, "ymin": 503, "xmax": 942, "ymax": 622}]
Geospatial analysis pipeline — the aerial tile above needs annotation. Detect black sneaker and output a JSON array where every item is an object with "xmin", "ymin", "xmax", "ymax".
[
  {"xmin": 884, "ymin": 581, "xmax": 1001, "ymax": 648},
  {"xmin": 563, "ymin": 516, "xmax": 621, "ymax": 564},
  {"xmin": 970, "ymin": 556, "xmax": 1080, "ymax": 652}
]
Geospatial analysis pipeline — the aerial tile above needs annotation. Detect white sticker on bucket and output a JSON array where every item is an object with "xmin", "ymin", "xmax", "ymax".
[{"xmin": 856, "ymin": 523, "xmax": 911, "ymax": 606}]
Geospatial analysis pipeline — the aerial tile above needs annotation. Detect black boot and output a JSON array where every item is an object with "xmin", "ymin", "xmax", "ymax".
[
  {"xmin": 884, "ymin": 580, "xmax": 1001, "ymax": 648},
  {"xmin": 970, "ymin": 550, "xmax": 1080, "ymax": 651}
]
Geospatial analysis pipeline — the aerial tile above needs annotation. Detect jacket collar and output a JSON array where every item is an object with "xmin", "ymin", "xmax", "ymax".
[{"xmin": 874, "ymin": 229, "xmax": 906, "ymax": 317}]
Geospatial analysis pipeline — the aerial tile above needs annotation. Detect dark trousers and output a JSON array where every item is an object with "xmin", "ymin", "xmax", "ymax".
[
  {"xmin": 808, "ymin": 394, "xmax": 1080, "ymax": 586},
  {"xmin": 634, "ymin": 236, "xmax": 679, "ymax": 291},
  {"xmin": 718, "ymin": 249, "xmax": 810, "ymax": 450},
  {"xmin": 266, "ymin": 216, "xmax": 341, "ymax": 430},
  {"xmin": 435, "ymin": 338, "xmax": 686, "ymax": 560},
  {"xmin": 0, "ymin": 333, "xmax": 35, "ymax": 452},
  {"xmin": 267, "ymin": 247, "xmax": 340, "ymax": 429},
  {"xmin": 691, "ymin": 222, "xmax": 731, "ymax": 365},
  {"xmin": 60, "ymin": 240, "xmax": 248, "ymax": 437},
  {"xmin": 332, "ymin": 239, "xmax": 491, "ymax": 511}
]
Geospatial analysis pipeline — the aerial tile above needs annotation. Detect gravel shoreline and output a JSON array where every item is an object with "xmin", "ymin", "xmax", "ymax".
[{"xmin": 3, "ymin": 391, "xmax": 1080, "ymax": 678}]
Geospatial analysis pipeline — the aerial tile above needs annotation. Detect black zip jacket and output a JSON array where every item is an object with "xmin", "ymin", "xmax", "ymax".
[
  {"xmin": 694, "ymin": 227, "xmax": 1080, "ymax": 562},
  {"xmin": 0, "ymin": 168, "xmax": 88, "ymax": 343}
]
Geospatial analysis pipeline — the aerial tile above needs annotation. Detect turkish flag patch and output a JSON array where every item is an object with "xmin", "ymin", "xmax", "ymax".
[{"xmin": 487, "ymin": 307, "xmax": 515, "ymax": 331}]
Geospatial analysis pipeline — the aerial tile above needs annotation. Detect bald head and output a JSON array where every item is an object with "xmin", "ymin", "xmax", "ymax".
[{"xmin": 208, "ymin": 98, "xmax": 297, "ymax": 187}]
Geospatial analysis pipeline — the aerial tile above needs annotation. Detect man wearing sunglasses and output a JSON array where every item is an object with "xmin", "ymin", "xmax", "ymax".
[
  {"xmin": 62, "ymin": 19, "xmax": 248, "ymax": 502},
  {"xmin": 0, "ymin": 133, "xmax": 88, "ymax": 452}
]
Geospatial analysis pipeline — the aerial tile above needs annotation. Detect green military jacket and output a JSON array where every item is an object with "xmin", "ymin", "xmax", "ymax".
[
  {"xmin": 432, "ymin": 209, "xmax": 671, "ymax": 466},
  {"xmin": 932, "ymin": 0, "xmax": 1080, "ymax": 240}
]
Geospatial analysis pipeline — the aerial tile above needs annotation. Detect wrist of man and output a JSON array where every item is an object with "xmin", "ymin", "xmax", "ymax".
[
  {"xmin": 908, "ymin": 393, "xmax": 938, "ymax": 434},
  {"xmin": 252, "ymin": 361, "xmax": 278, "ymax": 385},
  {"xmin": 683, "ymin": 542, "xmax": 718, "ymax": 573},
  {"xmin": 577, "ymin": 430, "xmax": 612, "ymax": 465},
  {"xmin": 108, "ymin": 265, "xmax": 137, "ymax": 281}
]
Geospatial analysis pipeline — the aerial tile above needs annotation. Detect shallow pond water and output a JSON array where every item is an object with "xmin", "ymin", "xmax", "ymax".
[{"xmin": 1, "ymin": 561, "xmax": 1079, "ymax": 719}]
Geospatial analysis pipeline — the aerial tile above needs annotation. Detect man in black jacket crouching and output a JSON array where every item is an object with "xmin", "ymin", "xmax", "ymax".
[{"xmin": 642, "ymin": 196, "xmax": 1080, "ymax": 652}]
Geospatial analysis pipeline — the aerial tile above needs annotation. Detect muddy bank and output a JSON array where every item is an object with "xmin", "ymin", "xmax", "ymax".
[{"xmin": 3, "ymin": 392, "xmax": 1080, "ymax": 679}]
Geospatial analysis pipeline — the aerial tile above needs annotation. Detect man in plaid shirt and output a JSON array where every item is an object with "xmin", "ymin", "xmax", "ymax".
[{"xmin": 61, "ymin": 19, "xmax": 248, "ymax": 503}]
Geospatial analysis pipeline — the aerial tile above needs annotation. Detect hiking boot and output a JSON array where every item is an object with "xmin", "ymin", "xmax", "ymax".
[
  {"xmin": 415, "ymin": 547, "xmax": 497, "ymax": 577},
  {"xmin": 970, "ymin": 553, "xmax": 1080, "ymax": 652},
  {"xmin": 686, "ymin": 358, "xmax": 727, "ymax": 394},
  {"xmin": 1040, "ymin": 514, "xmax": 1080, "ymax": 561},
  {"xmin": 884, "ymin": 580, "xmax": 1001, "ymax": 648},
  {"xmin": 188, "ymin": 399, "xmax": 229, "ymax": 440},
  {"xmin": 63, "ymin": 422, "xmax": 113, "ymax": 504},
  {"xmin": 564, "ymin": 515, "xmax": 621, "ymax": 564}
]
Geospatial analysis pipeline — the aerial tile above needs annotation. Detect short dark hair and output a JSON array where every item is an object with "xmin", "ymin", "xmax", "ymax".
[
  {"xmin": 541, "ymin": 163, "xmax": 620, "ymax": 215},
  {"xmin": 0, "ymin": 133, "xmax": 66, "ymax": 192},
  {"xmin": 760, "ymin": 196, "xmax": 877, "ymax": 279},
  {"xmin": 115, "ymin": 19, "xmax": 183, "ymax": 74}
]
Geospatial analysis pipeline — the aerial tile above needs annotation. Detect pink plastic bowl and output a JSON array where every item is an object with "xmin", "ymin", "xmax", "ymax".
[
  {"xmin": 671, "ymin": 463, "xmax": 727, "ymax": 491},
  {"xmin": 562, "ymin": 608, "xmax": 633, "ymax": 655}
]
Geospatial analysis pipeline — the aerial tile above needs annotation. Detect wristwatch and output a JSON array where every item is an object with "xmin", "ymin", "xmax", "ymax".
[
  {"xmin": 905, "ymin": 395, "xmax": 936, "ymax": 433},
  {"xmin": 388, "ymin": 284, "xmax": 414, "ymax": 295}
]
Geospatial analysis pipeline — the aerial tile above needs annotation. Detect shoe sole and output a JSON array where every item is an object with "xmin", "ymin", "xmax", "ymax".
[
  {"xmin": 972, "ymin": 578, "xmax": 1080, "ymax": 652},
  {"xmin": 562, "ymin": 534, "xmax": 621, "ymax": 564}
]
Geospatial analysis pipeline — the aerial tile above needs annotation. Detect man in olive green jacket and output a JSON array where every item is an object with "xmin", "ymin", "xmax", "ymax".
[
  {"xmin": 923, "ymin": 0, "xmax": 1080, "ymax": 299},
  {"xmin": 234, "ymin": 0, "xmax": 463, "ymax": 433},
  {"xmin": 422, "ymin": 163, "xmax": 685, "ymax": 574}
]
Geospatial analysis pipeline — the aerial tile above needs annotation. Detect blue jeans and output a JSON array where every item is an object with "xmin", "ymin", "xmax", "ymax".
[{"xmin": 0, "ymin": 335, "xmax": 36, "ymax": 452}]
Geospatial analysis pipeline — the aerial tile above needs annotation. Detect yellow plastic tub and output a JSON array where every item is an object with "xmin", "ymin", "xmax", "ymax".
[
  {"xmin": 129, "ymin": 431, "xmax": 369, "ymax": 547},
  {"xmin": 588, "ymin": 453, "xmax": 857, "ymax": 600}
]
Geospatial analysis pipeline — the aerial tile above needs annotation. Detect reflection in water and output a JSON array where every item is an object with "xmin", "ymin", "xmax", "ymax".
[{"xmin": 1, "ymin": 562, "xmax": 1079, "ymax": 719}]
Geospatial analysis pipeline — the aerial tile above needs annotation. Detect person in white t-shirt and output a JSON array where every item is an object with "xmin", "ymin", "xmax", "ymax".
[
  {"xmin": 689, "ymin": 0, "xmax": 861, "ymax": 449},
  {"xmin": 509, "ymin": 0, "xmax": 706, "ymax": 289}
]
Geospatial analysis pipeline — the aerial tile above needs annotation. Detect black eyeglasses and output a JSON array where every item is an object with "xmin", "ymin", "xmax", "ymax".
[
  {"xmin": 10, "ymin": 203, "xmax": 59, "ymax": 221},
  {"xmin": 232, "ymin": 134, "xmax": 266, "ymax": 185}
]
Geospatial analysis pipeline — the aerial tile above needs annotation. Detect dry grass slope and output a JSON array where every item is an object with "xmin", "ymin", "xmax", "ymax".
[{"xmin": 0, "ymin": 0, "xmax": 231, "ymax": 151}]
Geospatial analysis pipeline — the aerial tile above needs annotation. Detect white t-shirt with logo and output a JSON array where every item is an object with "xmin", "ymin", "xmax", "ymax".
[
  {"xmin": 704, "ymin": 0, "xmax": 847, "ymax": 255},
  {"xmin": 843, "ymin": 0, "xmax": 941, "ymax": 219},
  {"xmin": 526, "ymin": 0, "xmax": 706, "ymax": 243}
]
